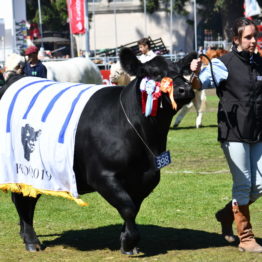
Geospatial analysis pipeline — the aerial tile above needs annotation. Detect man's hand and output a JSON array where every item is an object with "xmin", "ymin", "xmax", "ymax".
[
  {"xmin": 190, "ymin": 58, "xmax": 202, "ymax": 90},
  {"xmin": 190, "ymin": 58, "xmax": 202, "ymax": 74}
]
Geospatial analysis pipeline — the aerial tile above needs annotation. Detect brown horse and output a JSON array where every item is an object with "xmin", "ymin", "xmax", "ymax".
[
  {"xmin": 201, "ymin": 48, "xmax": 228, "ymax": 65},
  {"xmin": 173, "ymin": 47, "xmax": 229, "ymax": 128}
]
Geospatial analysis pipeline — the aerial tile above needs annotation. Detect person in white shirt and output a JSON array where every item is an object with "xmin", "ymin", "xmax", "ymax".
[{"xmin": 137, "ymin": 38, "xmax": 156, "ymax": 63}]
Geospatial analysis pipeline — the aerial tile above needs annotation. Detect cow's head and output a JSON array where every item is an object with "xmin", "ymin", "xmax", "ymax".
[
  {"xmin": 21, "ymin": 124, "xmax": 41, "ymax": 161},
  {"xmin": 120, "ymin": 48, "xmax": 197, "ymax": 112}
]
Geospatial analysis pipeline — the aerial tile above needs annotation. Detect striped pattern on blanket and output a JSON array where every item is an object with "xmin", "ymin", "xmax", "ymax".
[{"xmin": 0, "ymin": 77, "xmax": 108, "ymax": 206}]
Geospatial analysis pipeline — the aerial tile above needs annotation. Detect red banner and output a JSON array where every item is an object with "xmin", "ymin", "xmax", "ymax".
[{"xmin": 67, "ymin": 0, "xmax": 85, "ymax": 34}]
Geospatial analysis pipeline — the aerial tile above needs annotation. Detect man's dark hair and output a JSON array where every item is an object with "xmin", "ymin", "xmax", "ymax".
[{"xmin": 137, "ymin": 38, "xmax": 151, "ymax": 49}]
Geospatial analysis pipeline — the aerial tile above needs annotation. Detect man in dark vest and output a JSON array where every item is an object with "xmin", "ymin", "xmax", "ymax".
[{"xmin": 24, "ymin": 46, "xmax": 47, "ymax": 78}]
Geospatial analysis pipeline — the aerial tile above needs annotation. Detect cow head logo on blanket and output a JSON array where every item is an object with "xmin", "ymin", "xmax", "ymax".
[{"xmin": 21, "ymin": 124, "xmax": 41, "ymax": 161}]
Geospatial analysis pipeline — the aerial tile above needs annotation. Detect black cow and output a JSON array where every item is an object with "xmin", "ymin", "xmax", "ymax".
[{"xmin": 3, "ymin": 48, "xmax": 196, "ymax": 254}]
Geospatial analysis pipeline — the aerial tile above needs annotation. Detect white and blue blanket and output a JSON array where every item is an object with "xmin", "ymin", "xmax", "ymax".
[{"xmin": 0, "ymin": 77, "xmax": 107, "ymax": 205}]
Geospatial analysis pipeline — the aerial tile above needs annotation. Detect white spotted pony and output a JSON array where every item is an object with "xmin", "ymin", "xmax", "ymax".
[{"xmin": 109, "ymin": 61, "xmax": 131, "ymax": 86}]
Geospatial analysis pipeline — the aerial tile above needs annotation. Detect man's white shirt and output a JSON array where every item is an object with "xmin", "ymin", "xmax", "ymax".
[{"xmin": 139, "ymin": 50, "xmax": 157, "ymax": 63}]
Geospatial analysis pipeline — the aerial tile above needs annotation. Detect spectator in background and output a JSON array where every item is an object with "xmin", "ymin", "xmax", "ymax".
[
  {"xmin": 24, "ymin": 46, "xmax": 47, "ymax": 78},
  {"xmin": 79, "ymin": 49, "xmax": 85, "ymax": 57},
  {"xmin": 137, "ymin": 37, "xmax": 156, "ymax": 63}
]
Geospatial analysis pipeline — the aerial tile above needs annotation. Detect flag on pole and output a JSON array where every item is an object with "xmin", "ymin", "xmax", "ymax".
[
  {"xmin": 67, "ymin": 0, "xmax": 85, "ymax": 34},
  {"xmin": 244, "ymin": 0, "xmax": 261, "ymax": 17}
]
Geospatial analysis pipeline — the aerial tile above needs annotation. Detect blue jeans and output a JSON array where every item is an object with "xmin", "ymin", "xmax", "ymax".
[{"xmin": 221, "ymin": 142, "xmax": 262, "ymax": 206}]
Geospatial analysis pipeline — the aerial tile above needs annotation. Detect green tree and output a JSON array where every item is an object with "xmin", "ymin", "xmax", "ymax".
[
  {"xmin": 142, "ymin": 0, "xmax": 246, "ymax": 40},
  {"xmin": 28, "ymin": 0, "xmax": 258, "ymax": 41},
  {"xmin": 26, "ymin": 0, "xmax": 68, "ymax": 33},
  {"xmin": 189, "ymin": 0, "xmax": 245, "ymax": 41},
  {"xmin": 209, "ymin": 0, "xmax": 245, "ymax": 40}
]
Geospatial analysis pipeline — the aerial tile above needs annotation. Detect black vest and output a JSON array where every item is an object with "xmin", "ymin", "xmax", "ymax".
[{"xmin": 217, "ymin": 47, "xmax": 262, "ymax": 142}]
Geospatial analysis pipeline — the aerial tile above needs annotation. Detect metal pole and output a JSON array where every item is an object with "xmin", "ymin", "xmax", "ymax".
[
  {"xmin": 193, "ymin": 0, "xmax": 197, "ymax": 51},
  {"xmin": 170, "ymin": 0, "xmax": 173, "ymax": 56},
  {"xmin": 85, "ymin": 0, "xmax": 90, "ymax": 56},
  {"xmin": 37, "ymin": 0, "xmax": 44, "ymax": 48},
  {"xmin": 69, "ymin": 26, "xmax": 74, "ymax": 58},
  {"xmin": 92, "ymin": 0, "xmax": 96, "ymax": 57},
  {"xmin": 68, "ymin": 0, "xmax": 74, "ymax": 58},
  {"xmin": 11, "ymin": 0, "xmax": 16, "ymax": 53},
  {"xmin": 114, "ymin": 0, "xmax": 118, "ymax": 56},
  {"xmin": 144, "ymin": 0, "xmax": 147, "ymax": 36}
]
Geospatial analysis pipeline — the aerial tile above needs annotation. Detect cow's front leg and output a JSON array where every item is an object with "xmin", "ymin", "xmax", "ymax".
[
  {"xmin": 12, "ymin": 193, "xmax": 42, "ymax": 251},
  {"xmin": 95, "ymin": 175, "xmax": 140, "ymax": 254},
  {"xmin": 120, "ymin": 220, "xmax": 140, "ymax": 255}
]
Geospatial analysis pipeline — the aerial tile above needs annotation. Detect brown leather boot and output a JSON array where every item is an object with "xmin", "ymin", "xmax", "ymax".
[
  {"xmin": 215, "ymin": 201, "xmax": 236, "ymax": 243},
  {"xmin": 233, "ymin": 205, "xmax": 262, "ymax": 252}
]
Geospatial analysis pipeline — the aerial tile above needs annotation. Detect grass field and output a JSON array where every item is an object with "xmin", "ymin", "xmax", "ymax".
[{"xmin": 1, "ymin": 91, "xmax": 262, "ymax": 262}]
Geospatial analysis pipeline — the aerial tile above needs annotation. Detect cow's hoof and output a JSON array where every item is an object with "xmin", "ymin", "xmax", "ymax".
[
  {"xmin": 121, "ymin": 247, "xmax": 139, "ymax": 255},
  {"xmin": 25, "ymin": 243, "xmax": 42, "ymax": 252}
]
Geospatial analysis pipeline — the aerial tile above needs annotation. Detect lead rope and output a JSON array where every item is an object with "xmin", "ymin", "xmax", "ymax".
[{"xmin": 119, "ymin": 89, "xmax": 156, "ymax": 158}]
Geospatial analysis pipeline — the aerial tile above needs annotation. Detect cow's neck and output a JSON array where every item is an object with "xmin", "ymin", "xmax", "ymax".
[{"xmin": 121, "ymin": 81, "xmax": 173, "ymax": 154}]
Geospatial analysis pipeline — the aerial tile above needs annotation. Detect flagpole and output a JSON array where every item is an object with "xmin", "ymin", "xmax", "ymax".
[
  {"xmin": 84, "ymin": 0, "xmax": 90, "ymax": 56},
  {"xmin": 144, "ymin": 0, "xmax": 147, "ymax": 36},
  {"xmin": 68, "ymin": 0, "xmax": 74, "ymax": 58},
  {"xmin": 37, "ymin": 0, "xmax": 44, "ymax": 49},
  {"xmin": 193, "ymin": 0, "xmax": 197, "ymax": 51},
  {"xmin": 114, "ymin": 0, "xmax": 118, "ymax": 56},
  {"xmin": 92, "ymin": 0, "xmax": 96, "ymax": 57},
  {"xmin": 170, "ymin": 0, "xmax": 173, "ymax": 56}
]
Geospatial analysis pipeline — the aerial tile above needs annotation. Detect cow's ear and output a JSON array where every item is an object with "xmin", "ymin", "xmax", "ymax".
[
  {"xmin": 174, "ymin": 51, "xmax": 198, "ymax": 73},
  {"xmin": 119, "ymin": 48, "xmax": 142, "ymax": 76}
]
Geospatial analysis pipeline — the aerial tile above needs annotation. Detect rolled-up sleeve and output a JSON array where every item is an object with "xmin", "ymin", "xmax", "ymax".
[{"xmin": 199, "ymin": 58, "xmax": 228, "ymax": 89}]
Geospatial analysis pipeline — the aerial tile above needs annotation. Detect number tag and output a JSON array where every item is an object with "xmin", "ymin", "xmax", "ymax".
[{"xmin": 154, "ymin": 151, "xmax": 171, "ymax": 169}]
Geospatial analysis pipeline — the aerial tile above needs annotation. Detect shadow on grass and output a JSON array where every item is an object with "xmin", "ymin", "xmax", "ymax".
[
  {"xmin": 41, "ymin": 224, "xmax": 252, "ymax": 256},
  {"xmin": 170, "ymin": 124, "xmax": 218, "ymax": 130}
]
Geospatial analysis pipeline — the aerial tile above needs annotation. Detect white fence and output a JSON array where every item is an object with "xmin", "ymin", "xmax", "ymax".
[
  {"xmin": 88, "ymin": 52, "xmax": 187, "ymax": 70},
  {"xmin": 204, "ymin": 40, "xmax": 232, "ymax": 51}
]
